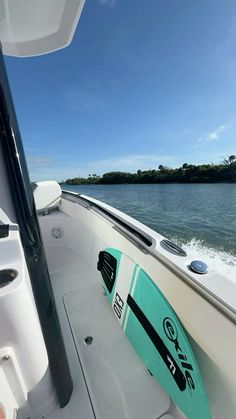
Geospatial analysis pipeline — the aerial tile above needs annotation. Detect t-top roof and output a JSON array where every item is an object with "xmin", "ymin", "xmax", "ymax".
[{"xmin": 0, "ymin": 0, "xmax": 85, "ymax": 57}]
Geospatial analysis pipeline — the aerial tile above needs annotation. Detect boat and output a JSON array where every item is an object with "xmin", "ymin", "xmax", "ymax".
[{"xmin": 0, "ymin": 1, "xmax": 235, "ymax": 418}]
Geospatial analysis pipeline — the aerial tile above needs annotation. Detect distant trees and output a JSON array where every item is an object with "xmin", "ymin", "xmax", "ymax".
[
  {"xmin": 64, "ymin": 157, "xmax": 236, "ymax": 185},
  {"xmin": 65, "ymin": 174, "xmax": 100, "ymax": 185},
  {"xmin": 101, "ymin": 171, "xmax": 134, "ymax": 184},
  {"xmin": 223, "ymin": 155, "xmax": 236, "ymax": 165},
  {"xmin": 221, "ymin": 155, "xmax": 236, "ymax": 182}
]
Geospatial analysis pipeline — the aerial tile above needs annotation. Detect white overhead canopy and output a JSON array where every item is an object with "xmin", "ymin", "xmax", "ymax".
[{"xmin": 0, "ymin": 0, "xmax": 85, "ymax": 57}]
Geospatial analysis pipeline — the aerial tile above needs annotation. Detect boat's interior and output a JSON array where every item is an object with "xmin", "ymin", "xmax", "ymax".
[
  {"xmin": 37, "ymin": 189, "xmax": 180, "ymax": 419},
  {"xmin": 0, "ymin": 0, "xmax": 236, "ymax": 417},
  {"xmin": 1, "ymin": 181, "xmax": 235, "ymax": 419}
]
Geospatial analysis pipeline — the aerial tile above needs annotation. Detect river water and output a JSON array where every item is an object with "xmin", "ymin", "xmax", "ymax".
[{"xmin": 62, "ymin": 183, "xmax": 236, "ymax": 278}]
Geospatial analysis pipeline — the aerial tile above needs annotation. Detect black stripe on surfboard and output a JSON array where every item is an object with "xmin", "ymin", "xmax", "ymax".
[{"xmin": 127, "ymin": 294, "xmax": 186, "ymax": 391}]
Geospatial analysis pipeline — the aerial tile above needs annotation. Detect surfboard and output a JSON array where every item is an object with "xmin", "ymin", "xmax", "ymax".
[{"xmin": 97, "ymin": 248, "xmax": 211, "ymax": 419}]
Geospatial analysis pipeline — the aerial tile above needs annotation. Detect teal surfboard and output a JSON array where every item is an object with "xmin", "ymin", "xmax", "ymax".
[{"xmin": 97, "ymin": 248, "xmax": 211, "ymax": 419}]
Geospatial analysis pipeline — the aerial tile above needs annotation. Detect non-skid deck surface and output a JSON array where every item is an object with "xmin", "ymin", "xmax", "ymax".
[
  {"xmin": 63, "ymin": 275, "xmax": 171, "ymax": 419},
  {"xmin": 44, "ymin": 246, "xmax": 172, "ymax": 419}
]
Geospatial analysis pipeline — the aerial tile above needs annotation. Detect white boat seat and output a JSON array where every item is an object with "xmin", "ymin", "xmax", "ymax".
[{"xmin": 33, "ymin": 181, "xmax": 61, "ymax": 213}]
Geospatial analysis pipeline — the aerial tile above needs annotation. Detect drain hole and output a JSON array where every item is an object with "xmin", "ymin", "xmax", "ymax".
[{"xmin": 84, "ymin": 336, "xmax": 93, "ymax": 345}]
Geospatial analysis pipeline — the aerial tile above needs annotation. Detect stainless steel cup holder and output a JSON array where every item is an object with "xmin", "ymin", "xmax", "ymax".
[{"xmin": 0, "ymin": 269, "xmax": 18, "ymax": 288}]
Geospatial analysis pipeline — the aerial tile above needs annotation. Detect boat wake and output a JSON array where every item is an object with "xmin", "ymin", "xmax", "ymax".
[{"xmin": 180, "ymin": 238, "xmax": 236, "ymax": 280}]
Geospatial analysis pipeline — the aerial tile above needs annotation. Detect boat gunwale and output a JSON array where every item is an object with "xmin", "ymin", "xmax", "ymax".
[{"xmin": 61, "ymin": 189, "xmax": 236, "ymax": 326}]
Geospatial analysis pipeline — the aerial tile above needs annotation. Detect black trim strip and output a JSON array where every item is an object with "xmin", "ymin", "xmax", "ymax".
[
  {"xmin": 62, "ymin": 191, "xmax": 153, "ymax": 247},
  {"xmin": 127, "ymin": 294, "xmax": 186, "ymax": 391}
]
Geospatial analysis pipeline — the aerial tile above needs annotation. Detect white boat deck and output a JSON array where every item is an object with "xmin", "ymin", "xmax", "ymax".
[
  {"xmin": 42, "ymin": 245, "xmax": 179, "ymax": 419},
  {"xmin": 35, "ymin": 198, "xmax": 236, "ymax": 419}
]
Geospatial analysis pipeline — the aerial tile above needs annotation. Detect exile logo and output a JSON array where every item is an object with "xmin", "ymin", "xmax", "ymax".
[
  {"xmin": 163, "ymin": 317, "xmax": 195, "ymax": 390},
  {"xmin": 113, "ymin": 292, "xmax": 124, "ymax": 319}
]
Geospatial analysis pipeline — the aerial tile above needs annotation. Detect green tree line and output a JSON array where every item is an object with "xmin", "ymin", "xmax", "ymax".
[{"xmin": 64, "ymin": 155, "xmax": 236, "ymax": 185}]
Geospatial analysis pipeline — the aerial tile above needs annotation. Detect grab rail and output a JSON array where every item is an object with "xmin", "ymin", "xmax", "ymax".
[{"xmin": 62, "ymin": 191, "xmax": 154, "ymax": 248}]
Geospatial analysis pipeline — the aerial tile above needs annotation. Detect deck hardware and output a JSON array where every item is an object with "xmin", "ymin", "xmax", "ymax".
[
  {"xmin": 84, "ymin": 336, "xmax": 93, "ymax": 345},
  {"xmin": 161, "ymin": 239, "xmax": 187, "ymax": 257},
  {"xmin": 190, "ymin": 260, "xmax": 208, "ymax": 275},
  {"xmin": 33, "ymin": 248, "xmax": 39, "ymax": 262},
  {"xmin": 0, "ymin": 269, "xmax": 18, "ymax": 288},
  {"xmin": 0, "ymin": 223, "xmax": 9, "ymax": 238},
  {"xmin": 51, "ymin": 226, "xmax": 64, "ymax": 239}
]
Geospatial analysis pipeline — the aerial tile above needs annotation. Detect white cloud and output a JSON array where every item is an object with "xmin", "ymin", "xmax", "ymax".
[
  {"xmin": 98, "ymin": 0, "xmax": 116, "ymax": 7},
  {"xmin": 85, "ymin": 154, "xmax": 175, "ymax": 174},
  {"xmin": 27, "ymin": 156, "xmax": 51, "ymax": 168},
  {"xmin": 197, "ymin": 125, "xmax": 231, "ymax": 143}
]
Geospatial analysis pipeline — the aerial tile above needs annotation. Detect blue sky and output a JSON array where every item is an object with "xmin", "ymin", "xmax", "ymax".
[{"xmin": 5, "ymin": 0, "xmax": 236, "ymax": 181}]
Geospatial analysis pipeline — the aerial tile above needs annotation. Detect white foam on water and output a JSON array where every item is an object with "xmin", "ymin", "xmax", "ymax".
[{"xmin": 181, "ymin": 238, "xmax": 236, "ymax": 280}]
